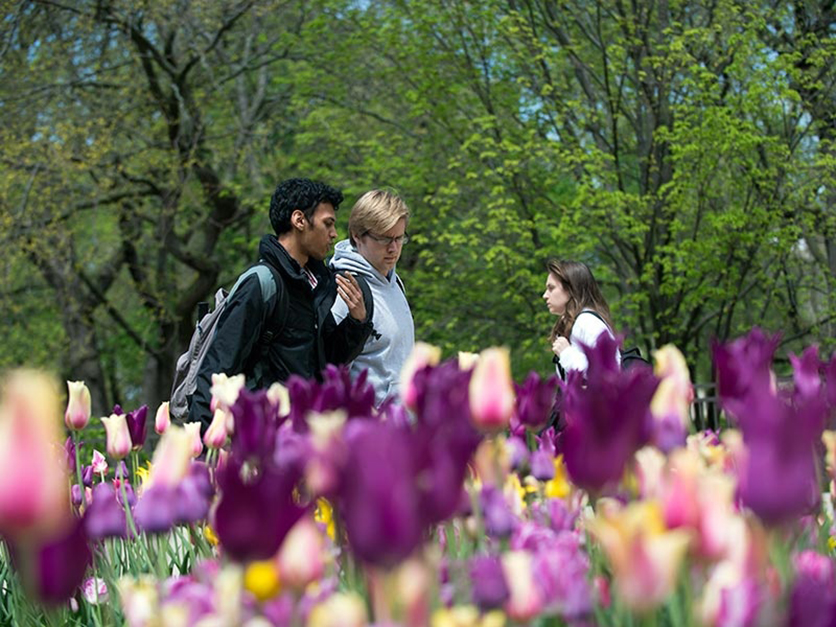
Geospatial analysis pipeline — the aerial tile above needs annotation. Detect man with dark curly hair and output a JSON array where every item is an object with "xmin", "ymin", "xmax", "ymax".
[{"xmin": 188, "ymin": 178, "xmax": 374, "ymax": 428}]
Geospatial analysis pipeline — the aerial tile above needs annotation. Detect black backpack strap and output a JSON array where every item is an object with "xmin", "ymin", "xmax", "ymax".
[
  {"xmin": 256, "ymin": 261, "xmax": 288, "ymax": 348},
  {"xmin": 353, "ymin": 274, "xmax": 375, "ymax": 322},
  {"xmin": 578, "ymin": 309, "xmax": 610, "ymax": 330}
]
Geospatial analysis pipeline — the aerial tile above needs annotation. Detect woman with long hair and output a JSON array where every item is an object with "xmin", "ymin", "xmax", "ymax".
[{"xmin": 543, "ymin": 259, "xmax": 619, "ymax": 378}]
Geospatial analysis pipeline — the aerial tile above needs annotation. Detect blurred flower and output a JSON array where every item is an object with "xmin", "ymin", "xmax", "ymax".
[
  {"xmin": 543, "ymin": 457, "xmax": 571, "ymax": 499},
  {"xmin": 203, "ymin": 408, "xmax": 229, "ymax": 449},
  {"xmin": 501, "ymin": 551, "xmax": 543, "ymax": 622},
  {"xmin": 118, "ymin": 575, "xmax": 160, "ymax": 627},
  {"xmin": 64, "ymin": 381, "xmax": 91, "ymax": 431},
  {"xmin": 469, "ymin": 347, "xmax": 515, "ymax": 432},
  {"xmin": 587, "ymin": 501, "xmax": 691, "ymax": 613},
  {"xmin": 712, "ymin": 328, "xmax": 779, "ymax": 418},
  {"xmin": 431, "ymin": 606, "xmax": 507, "ymax": 627},
  {"xmin": 458, "ymin": 351, "xmax": 480, "ymax": 370},
  {"xmin": 789, "ymin": 550, "xmax": 836, "ymax": 627},
  {"xmin": 561, "ymin": 334, "xmax": 657, "ymax": 492},
  {"xmin": 277, "ymin": 516, "xmax": 326, "ymax": 590},
  {"xmin": 210, "ymin": 372, "xmax": 246, "ymax": 414},
  {"xmin": 734, "ymin": 381, "xmax": 824, "ymax": 526},
  {"xmin": 698, "ymin": 561, "xmax": 762, "ymax": 627},
  {"xmin": 481, "ymin": 485, "xmax": 517, "ymax": 539},
  {"xmin": 341, "ymin": 422, "xmax": 423, "ymax": 567},
  {"xmin": 244, "ymin": 560, "xmax": 282, "ymax": 602},
  {"xmin": 504, "ymin": 437, "xmax": 529, "ymax": 471},
  {"xmin": 513, "ymin": 371, "xmax": 559, "ymax": 432},
  {"xmin": 400, "ymin": 342, "xmax": 442, "ymax": 410},
  {"xmin": 145, "ymin": 426, "xmax": 192, "ymax": 489},
  {"xmin": 126, "ymin": 405, "xmax": 148, "ymax": 451},
  {"xmin": 101, "ymin": 412, "xmax": 131, "ymax": 459},
  {"xmin": 649, "ymin": 345, "xmax": 693, "ymax": 453},
  {"xmin": 133, "ymin": 484, "xmax": 177, "ymax": 534},
  {"xmin": 183, "ymin": 421, "xmax": 203, "ymax": 458},
  {"xmin": 266, "ymin": 381, "xmax": 291, "ymax": 418},
  {"xmin": 84, "ymin": 483, "xmax": 127, "ymax": 540},
  {"xmin": 11, "ymin": 515, "xmax": 92, "ymax": 605},
  {"xmin": 230, "ymin": 389, "xmax": 280, "ymax": 463},
  {"xmin": 470, "ymin": 555, "xmax": 509, "ymax": 610},
  {"xmin": 0, "ymin": 370, "xmax": 70, "ymax": 543},
  {"xmin": 790, "ymin": 346, "xmax": 823, "ymax": 401},
  {"xmin": 307, "ymin": 592, "xmax": 368, "ymax": 627},
  {"xmin": 530, "ymin": 448, "xmax": 555, "ymax": 481},
  {"xmin": 64, "ymin": 436, "xmax": 77, "ymax": 474},
  {"xmin": 213, "ymin": 460, "xmax": 306, "ymax": 562},
  {"xmin": 82, "ymin": 577, "xmax": 108, "ymax": 604},
  {"xmin": 154, "ymin": 401, "xmax": 170, "ymax": 435},
  {"xmin": 91, "ymin": 449, "xmax": 108, "ymax": 475}
]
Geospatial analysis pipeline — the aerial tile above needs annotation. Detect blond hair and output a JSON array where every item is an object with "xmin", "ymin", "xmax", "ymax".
[{"xmin": 348, "ymin": 190, "xmax": 410, "ymax": 246}]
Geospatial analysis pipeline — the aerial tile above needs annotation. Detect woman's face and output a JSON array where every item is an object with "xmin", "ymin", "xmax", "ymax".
[{"xmin": 543, "ymin": 272, "xmax": 570, "ymax": 315}]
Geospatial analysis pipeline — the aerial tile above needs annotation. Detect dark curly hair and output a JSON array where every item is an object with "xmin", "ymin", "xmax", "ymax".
[{"xmin": 269, "ymin": 178, "xmax": 345, "ymax": 235}]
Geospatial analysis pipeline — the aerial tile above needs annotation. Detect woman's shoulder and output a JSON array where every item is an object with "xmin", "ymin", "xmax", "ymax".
[{"xmin": 572, "ymin": 310, "xmax": 611, "ymax": 337}]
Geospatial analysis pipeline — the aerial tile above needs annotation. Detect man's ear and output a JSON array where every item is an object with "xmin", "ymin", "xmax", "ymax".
[{"xmin": 291, "ymin": 209, "xmax": 307, "ymax": 231}]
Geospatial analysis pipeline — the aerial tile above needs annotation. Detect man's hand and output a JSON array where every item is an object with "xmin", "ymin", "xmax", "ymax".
[{"xmin": 336, "ymin": 272, "xmax": 367, "ymax": 322}]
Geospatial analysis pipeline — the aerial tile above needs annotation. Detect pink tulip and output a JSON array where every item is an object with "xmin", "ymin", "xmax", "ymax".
[
  {"xmin": 587, "ymin": 501, "xmax": 691, "ymax": 613},
  {"xmin": 210, "ymin": 373, "xmax": 245, "ymax": 412},
  {"xmin": 277, "ymin": 516, "xmax": 326, "ymax": 590},
  {"xmin": 0, "ymin": 370, "xmax": 71, "ymax": 543},
  {"xmin": 502, "ymin": 550, "xmax": 543, "ymax": 621},
  {"xmin": 399, "ymin": 342, "xmax": 442, "ymax": 410},
  {"xmin": 64, "ymin": 381, "xmax": 91, "ymax": 431},
  {"xmin": 184, "ymin": 422, "xmax": 203, "ymax": 458},
  {"xmin": 147, "ymin": 426, "xmax": 192, "ymax": 488},
  {"xmin": 203, "ymin": 409, "xmax": 229, "ymax": 449},
  {"xmin": 91, "ymin": 450, "xmax": 108, "ymax": 475},
  {"xmin": 154, "ymin": 401, "xmax": 170, "ymax": 435},
  {"xmin": 469, "ymin": 347, "xmax": 516, "ymax": 432},
  {"xmin": 101, "ymin": 413, "xmax": 131, "ymax": 459}
]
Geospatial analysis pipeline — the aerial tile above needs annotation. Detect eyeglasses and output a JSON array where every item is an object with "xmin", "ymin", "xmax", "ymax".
[{"xmin": 364, "ymin": 232, "xmax": 410, "ymax": 246}]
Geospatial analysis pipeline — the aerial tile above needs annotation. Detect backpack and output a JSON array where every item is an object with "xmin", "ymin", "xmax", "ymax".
[
  {"xmin": 169, "ymin": 263, "xmax": 288, "ymax": 422},
  {"xmin": 579, "ymin": 310, "xmax": 652, "ymax": 371}
]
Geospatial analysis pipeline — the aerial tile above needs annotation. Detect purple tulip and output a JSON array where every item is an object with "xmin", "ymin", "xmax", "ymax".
[
  {"xmin": 71, "ymin": 484, "xmax": 83, "ymax": 507},
  {"xmin": 561, "ymin": 334, "xmax": 658, "ymax": 492},
  {"xmin": 505, "ymin": 436, "xmax": 530, "ymax": 471},
  {"xmin": 713, "ymin": 328, "xmax": 780, "ymax": 417},
  {"xmin": 286, "ymin": 366, "xmax": 376, "ymax": 434},
  {"xmin": 82, "ymin": 465, "xmax": 93, "ymax": 487},
  {"xmin": 789, "ymin": 551, "xmax": 836, "ymax": 627},
  {"xmin": 230, "ymin": 389, "xmax": 281, "ymax": 463},
  {"xmin": 790, "ymin": 347, "xmax": 823, "ymax": 401},
  {"xmin": 173, "ymin": 473, "xmax": 211, "ymax": 525},
  {"xmin": 134, "ymin": 484, "xmax": 177, "ymax": 534},
  {"xmin": 735, "ymin": 383, "xmax": 824, "ymax": 526},
  {"xmin": 480, "ymin": 485, "xmax": 516, "ymax": 539},
  {"xmin": 409, "ymin": 361, "xmax": 482, "ymax": 525},
  {"xmin": 511, "ymin": 523, "xmax": 591, "ymax": 617},
  {"xmin": 11, "ymin": 516, "xmax": 92, "ymax": 605},
  {"xmin": 125, "ymin": 405, "xmax": 148, "ymax": 451},
  {"xmin": 213, "ymin": 460, "xmax": 306, "ymax": 562},
  {"xmin": 470, "ymin": 555, "xmax": 509, "ymax": 610},
  {"xmin": 340, "ymin": 422, "xmax": 423, "ymax": 567},
  {"xmin": 84, "ymin": 483, "xmax": 128, "ymax": 540},
  {"xmin": 64, "ymin": 437, "xmax": 77, "ymax": 474},
  {"xmin": 514, "ymin": 372, "xmax": 559, "ymax": 431},
  {"xmin": 164, "ymin": 576, "xmax": 216, "ymax": 623},
  {"xmin": 530, "ymin": 449, "xmax": 555, "ymax": 481}
]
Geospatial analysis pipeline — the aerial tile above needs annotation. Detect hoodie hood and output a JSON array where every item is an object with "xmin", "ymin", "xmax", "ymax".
[{"xmin": 330, "ymin": 239, "xmax": 394, "ymax": 286}]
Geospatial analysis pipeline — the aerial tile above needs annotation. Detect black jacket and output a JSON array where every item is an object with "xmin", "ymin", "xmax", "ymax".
[{"xmin": 188, "ymin": 235, "xmax": 373, "ymax": 428}]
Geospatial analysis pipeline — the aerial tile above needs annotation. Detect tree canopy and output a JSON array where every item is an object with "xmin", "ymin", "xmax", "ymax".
[{"xmin": 1, "ymin": 0, "xmax": 834, "ymax": 412}]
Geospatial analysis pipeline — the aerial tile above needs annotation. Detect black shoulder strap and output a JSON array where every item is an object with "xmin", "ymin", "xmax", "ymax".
[
  {"xmin": 257, "ymin": 261, "xmax": 289, "ymax": 347},
  {"xmin": 578, "ymin": 309, "xmax": 610, "ymax": 330},
  {"xmin": 353, "ymin": 274, "xmax": 375, "ymax": 323}
]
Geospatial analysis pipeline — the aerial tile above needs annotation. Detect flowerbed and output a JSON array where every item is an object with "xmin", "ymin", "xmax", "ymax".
[{"xmin": 1, "ymin": 329, "xmax": 835, "ymax": 626}]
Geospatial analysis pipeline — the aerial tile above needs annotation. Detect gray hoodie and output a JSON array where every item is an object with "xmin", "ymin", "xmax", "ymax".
[{"xmin": 330, "ymin": 239, "xmax": 415, "ymax": 405}]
